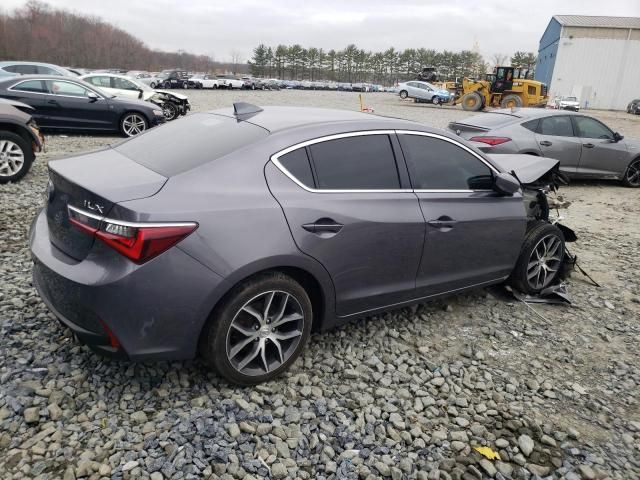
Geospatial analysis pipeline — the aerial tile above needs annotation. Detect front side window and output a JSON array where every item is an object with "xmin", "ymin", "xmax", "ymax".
[
  {"xmin": 14, "ymin": 64, "xmax": 38, "ymax": 74},
  {"xmin": 113, "ymin": 77, "xmax": 138, "ymax": 90},
  {"xmin": 47, "ymin": 80, "xmax": 90, "ymax": 97},
  {"xmin": 12, "ymin": 80, "xmax": 47, "ymax": 93},
  {"xmin": 538, "ymin": 116, "xmax": 574, "ymax": 137},
  {"xmin": 573, "ymin": 116, "xmax": 613, "ymax": 139},
  {"xmin": 85, "ymin": 76, "xmax": 111, "ymax": 88},
  {"xmin": 308, "ymin": 135, "xmax": 400, "ymax": 190},
  {"xmin": 36, "ymin": 65, "xmax": 58, "ymax": 75},
  {"xmin": 399, "ymin": 134, "xmax": 493, "ymax": 190}
]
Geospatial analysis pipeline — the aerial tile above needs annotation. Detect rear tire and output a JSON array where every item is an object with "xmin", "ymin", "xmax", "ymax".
[
  {"xmin": 501, "ymin": 94, "xmax": 523, "ymax": 109},
  {"xmin": 200, "ymin": 272, "xmax": 312, "ymax": 385},
  {"xmin": 622, "ymin": 158, "xmax": 640, "ymax": 187},
  {"xmin": 432, "ymin": 96, "xmax": 440, "ymax": 105},
  {"xmin": 399, "ymin": 90, "xmax": 408, "ymax": 99},
  {"xmin": 509, "ymin": 221, "xmax": 565, "ymax": 294},
  {"xmin": 462, "ymin": 92, "xmax": 483, "ymax": 111},
  {"xmin": 0, "ymin": 131, "xmax": 34, "ymax": 184}
]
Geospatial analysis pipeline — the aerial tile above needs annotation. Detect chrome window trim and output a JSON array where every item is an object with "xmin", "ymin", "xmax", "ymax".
[
  {"xmin": 8, "ymin": 78, "xmax": 105, "ymax": 99},
  {"xmin": 271, "ymin": 130, "xmax": 499, "ymax": 194},
  {"xmin": 67, "ymin": 205, "xmax": 197, "ymax": 229},
  {"xmin": 270, "ymin": 130, "xmax": 412, "ymax": 193}
]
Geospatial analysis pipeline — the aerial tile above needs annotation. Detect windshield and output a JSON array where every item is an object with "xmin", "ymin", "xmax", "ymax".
[
  {"xmin": 564, "ymin": 97, "xmax": 577, "ymax": 102},
  {"xmin": 157, "ymin": 72, "xmax": 168, "ymax": 79}
]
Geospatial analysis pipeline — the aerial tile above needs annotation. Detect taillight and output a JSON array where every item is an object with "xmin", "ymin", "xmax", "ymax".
[
  {"xmin": 69, "ymin": 206, "xmax": 197, "ymax": 264},
  {"xmin": 469, "ymin": 136, "xmax": 512, "ymax": 146}
]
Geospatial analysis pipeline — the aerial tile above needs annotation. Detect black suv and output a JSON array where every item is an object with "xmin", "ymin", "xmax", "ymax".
[
  {"xmin": 157, "ymin": 70, "xmax": 190, "ymax": 89},
  {"xmin": 0, "ymin": 99, "xmax": 44, "ymax": 183}
]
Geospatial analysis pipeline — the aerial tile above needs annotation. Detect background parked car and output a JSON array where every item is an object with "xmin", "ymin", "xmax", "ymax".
[
  {"xmin": 448, "ymin": 108, "xmax": 640, "ymax": 187},
  {"xmin": 627, "ymin": 99, "xmax": 640, "ymax": 115},
  {"xmin": 217, "ymin": 75, "xmax": 245, "ymax": 89},
  {"xmin": 0, "ymin": 98, "xmax": 44, "ymax": 183},
  {"xmin": 398, "ymin": 81, "xmax": 451, "ymax": 105},
  {"xmin": 157, "ymin": 70, "xmax": 190, "ymax": 89},
  {"xmin": 0, "ymin": 61, "xmax": 78, "ymax": 78},
  {"xmin": 554, "ymin": 96, "xmax": 580, "ymax": 111},
  {"xmin": 127, "ymin": 71, "xmax": 162, "ymax": 89},
  {"xmin": 0, "ymin": 75, "xmax": 165, "ymax": 137},
  {"xmin": 81, "ymin": 73, "xmax": 190, "ymax": 121},
  {"xmin": 189, "ymin": 74, "xmax": 220, "ymax": 89}
]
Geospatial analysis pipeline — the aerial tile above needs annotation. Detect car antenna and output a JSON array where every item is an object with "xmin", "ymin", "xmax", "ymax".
[{"xmin": 233, "ymin": 102, "xmax": 263, "ymax": 121}]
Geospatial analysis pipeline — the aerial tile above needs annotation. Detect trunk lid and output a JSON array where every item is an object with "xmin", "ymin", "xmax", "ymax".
[
  {"xmin": 487, "ymin": 154, "xmax": 560, "ymax": 184},
  {"xmin": 46, "ymin": 148, "xmax": 167, "ymax": 260},
  {"xmin": 448, "ymin": 112, "xmax": 522, "ymax": 140}
]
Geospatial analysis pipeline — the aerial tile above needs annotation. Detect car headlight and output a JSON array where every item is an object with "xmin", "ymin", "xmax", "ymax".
[{"xmin": 153, "ymin": 109, "xmax": 164, "ymax": 117}]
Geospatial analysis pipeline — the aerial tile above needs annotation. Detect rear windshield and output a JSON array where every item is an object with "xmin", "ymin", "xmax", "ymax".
[
  {"xmin": 115, "ymin": 113, "xmax": 269, "ymax": 176},
  {"xmin": 457, "ymin": 113, "xmax": 520, "ymax": 128}
]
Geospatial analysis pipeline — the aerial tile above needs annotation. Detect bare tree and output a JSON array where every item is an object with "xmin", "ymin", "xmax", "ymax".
[
  {"xmin": 491, "ymin": 53, "xmax": 508, "ymax": 67},
  {"xmin": 230, "ymin": 50, "xmax": 243, "ymax": 74}
]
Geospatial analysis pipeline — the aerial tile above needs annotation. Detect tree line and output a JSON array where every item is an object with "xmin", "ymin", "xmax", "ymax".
[
  {"xmin": 249, "ymin": 44, "xmax": 537, "ymax": 84},
  {"xmin": 0, "ymin": 1, "xmax": 220, "ymax": 72}
]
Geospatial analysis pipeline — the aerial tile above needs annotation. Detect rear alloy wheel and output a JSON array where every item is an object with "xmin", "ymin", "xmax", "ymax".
[
  {"xmin": 500, "ymin": 94, "xmax": 523, "ymax": 109},
  {"xmin": 162, "ymin": 102, "xmax": 179, "ymax": 121},
  {"xmin": 0, "ymin": 132, "xmax": 34, "ymax": 184},
  {"xmin": 120, "ymin": 113, "xmax": 148, "ymax": 137},
  {"xmin": 462, "ymin": 91, "xmax": 483, "ymax": 111},
  {"xmin": 510, "ymin": 221, "xmax": 565, "ymax": 294},
  {"xmin": 623, "ymin": 158, "xmax": 640, "ymax": 187},
  {"xmin": 399, "ymin": 90, "xmax": 408, "ymax": 99},
  {"xmin": 200, "ymin": 273, "xmax": 312, "ymax": 385}
]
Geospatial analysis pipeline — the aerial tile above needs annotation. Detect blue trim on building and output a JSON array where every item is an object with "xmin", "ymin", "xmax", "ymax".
[{"xmin": 535, "ymin": 17, "xmax": 561, "ymax": 87}]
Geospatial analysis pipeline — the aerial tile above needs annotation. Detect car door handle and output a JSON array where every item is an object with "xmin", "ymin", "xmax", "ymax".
[
  {"xmin": 302, "ymin": 219, "xmax": 343, "ymax": 234},
  {"xmin": 539, "ymin": 140, "xmax": 552, "ymax": 146},
  {"xmin": 427, "ymin": 216, "xmax": 457, "ymax": 230},
  {"xmin": 47, "ymin": 99, "xmax": 60, "ymax": 105},
  {"xmin": 584, "ymin": 143, "xmax": 595, "ymax": 148}
]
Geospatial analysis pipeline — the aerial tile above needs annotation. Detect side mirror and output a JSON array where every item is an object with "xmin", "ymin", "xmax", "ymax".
[
  {"xmin": 137, "ymin": 88, "xmax": 144, "ymax": 99},
  {"xmin": 493, "ymin": 172, "xmax": 521, "ymax": 195},
  {"xmin": 87, "ymin": 92, "xmax": 99, "ymax": 102},
  {"xmin": 613, "ymin": 132, "xmax": 624, "ymax": 142}
]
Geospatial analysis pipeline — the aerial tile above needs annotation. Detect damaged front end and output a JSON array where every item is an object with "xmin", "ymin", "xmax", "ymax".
[{"xmin": 148, "ymin": 91, "xmax": 191, "ymax": 121}]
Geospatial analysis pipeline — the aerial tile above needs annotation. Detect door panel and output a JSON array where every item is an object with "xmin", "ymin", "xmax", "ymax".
[
  {"xmin": 414, "ymin": 192, "xmax": 525, "ymax": 296},
  {"xmin": 534, "ymin": 115, "xmax": 582, "ymax": 174},
  {"xmin": 265, "ymin": 163, "xmax": 424, "ymax": 317},
  {"xmin": 44, "ymin": 95, "xmax": 115, "ymax": 130},
  {"xmin": 572, "ymin": 116, "xmax": 629, "ymax": 178}
]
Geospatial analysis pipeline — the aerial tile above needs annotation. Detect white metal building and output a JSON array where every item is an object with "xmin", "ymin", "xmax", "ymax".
[{"xmin": 535, "ymin": 15, "xmax": 640, "ymax": 110}]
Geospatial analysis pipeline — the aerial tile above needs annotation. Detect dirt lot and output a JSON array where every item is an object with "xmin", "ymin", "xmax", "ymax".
[{"xmin": 1, "ymin": 90, "xmax": 639, "ymax": 480}]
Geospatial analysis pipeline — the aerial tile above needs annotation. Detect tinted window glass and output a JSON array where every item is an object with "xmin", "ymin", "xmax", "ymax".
[
  {"xmin": 400, "ymin": 135, "xmax": 493, "ymax": 190},
  {"xmin": 279, "ymin": 148, "xmax": 315, "ymax": 188},
  {"xmin": 116, "ymin": 113, "xmax": 269, "ymax": 176},
  {"xmin": 86, "ymin": 76, "xmax": 110, "ymax": 88},
  {"xmin": 573, "ymin": 116, "xmax": 613, "ymax": 139},
  {"xmin": 2, "ymin": 65, "xmax": 18, "ymax": 73},
  {"xmin": 538, "ymin": 116, "xmax": 574, "ymax": 137},
  {"xmin": 113, "ymin": 77, "xmax": 138, "ymax": 90},
  {"xmin": 47, "ymin": 80, "xmax": 89, "ymax": 97},
  {"xmin": 14, "ymin": 64, "xmax": 37, "ymax": 74},
  {"xmin": 309, "ymin": 135, "xmax": 400, "ymax": 189},
  {"xmin": 12, "ymin": 80, "xmax": 47, "ymax": 93},
  {"xmin": 521, "ymin": 119, "xmax": 539, "ymax": 132},
  {"xmin": 36, "ymin": 65, "xmax": 57, "ymax": 75}
]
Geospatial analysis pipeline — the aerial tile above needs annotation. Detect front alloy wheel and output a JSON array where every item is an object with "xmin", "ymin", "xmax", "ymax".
[
  {"xmin": 623, "ymin": 158, "xmax": 640, "ymax": 187},
  {"xmin": 200, "ymin": 273, "xmax": 312, "ymax": 385},
  {"xmin": 120, "ymin": 113, "xmax": 148, "ymax": 137}
]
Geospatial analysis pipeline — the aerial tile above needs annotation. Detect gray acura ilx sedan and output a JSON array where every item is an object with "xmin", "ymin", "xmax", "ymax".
[{"xmin": 30, "ymin": 103, "xmax": 570, "ymax": 385}]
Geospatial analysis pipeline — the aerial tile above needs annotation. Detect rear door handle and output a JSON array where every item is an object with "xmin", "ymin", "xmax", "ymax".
[
  {"xmin": 427, "ymin": 216, "xmax": 457, "ymax": 230},
  {"xmin": 47, "ymin": 99, "xmax": 60, "ymax": 105},
  {"xmin": 539, "ymin": 140, "xmax": 552, "ymax": 146},
  {"xmin": 584, "ymin": 143, "xmax": 595, "ymax": 148},
  {"xmin": 302, "ymin": 218, "xmax": 343, "ymax": 234}
]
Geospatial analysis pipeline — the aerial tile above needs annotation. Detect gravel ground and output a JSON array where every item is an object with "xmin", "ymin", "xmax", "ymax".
[{"xmin": 1, "ymin": 90, "xmax": 639, "ymax": 480}]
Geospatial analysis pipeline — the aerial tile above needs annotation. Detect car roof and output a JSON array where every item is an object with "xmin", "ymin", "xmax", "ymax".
[
  {"xmin": 208, "ymin": 106, "xmax": 427, "ymax": 133},
  {"xmin": 0, "ymin": 61, "xmax": 62, "ymax": 67},
  {"xmin": 485, "ymin": 108, "xmax": 582, "ymax": 119}
]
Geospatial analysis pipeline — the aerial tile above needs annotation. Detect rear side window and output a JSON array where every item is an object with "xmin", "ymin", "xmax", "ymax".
[
  {"xmin": 115, "ymin": 114, "xmax": 269, "ymax": 176},
  {"xmin": 12, "ymin": 80, "xmax": 47, "ymax": 93},
  {"xmin": 538, "ymin": 116, "xmax": 574, "ymax": 137},
  {"xmin": 308, "ymin": 135, "xmax": 400, "ymax": 189},
  {"xmin": 399, "ymin": 134, "xmax": 493, "ymax": 190},
  {"xmin": 521, "ymin": 119, "xmax": 539, "ymax": 132},
  {"xmin": 36, "ymin": 65, "xmax": 58, "ymax": 75},
  {"xmin": 278, "ymin": 148, "xmax": 315, "ymax": 188}
]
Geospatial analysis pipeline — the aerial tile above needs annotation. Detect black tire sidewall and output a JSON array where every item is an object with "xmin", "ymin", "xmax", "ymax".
[
  {"xmin": 0, "ymin": 131, "xmax": 34, "ymax": 183},
  {"xmin": 400, "ymin": 90, "xmax": 408, "ymax": 99},
  {"xmin": 201, "ymin": 273, "xmax": 313, "ymax": 385},
  {"xmin": 622, "ymin": 158, "xmax": 640, "ymax": 187},
  {"xmin": 510, "ymin": 221, "xmax": 565, "ymax": 294}
]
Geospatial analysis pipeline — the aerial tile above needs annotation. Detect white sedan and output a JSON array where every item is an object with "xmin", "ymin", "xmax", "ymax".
[
  {"xmin": 80, "ymin": 73, "xmax": 190, "ymax": 120},
  {"xmin": 190, "ymin": 74, "xmax": 220, "ymax": 89}
]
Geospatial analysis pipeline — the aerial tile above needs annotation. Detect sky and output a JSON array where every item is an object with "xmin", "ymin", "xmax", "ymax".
[{"xmin": 3, "ymin": 0, "xmax": 640, "ymax": 62}]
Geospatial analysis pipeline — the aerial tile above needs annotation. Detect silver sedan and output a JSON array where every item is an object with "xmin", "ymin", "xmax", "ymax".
[{"xmin": 449, "ymin": 108, "xmax": 640, "ymax": 187}]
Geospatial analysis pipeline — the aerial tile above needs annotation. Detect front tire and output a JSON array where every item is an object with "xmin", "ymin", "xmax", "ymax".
[
  {"xmin": 462, "ymin": 92, "xmax": 483, "ymax": 111},
  {"xmin": 0, "ymin": 131, "xmax": 34, "ymax": 184},
  {"xmin": 432, "ymin": 96, "xmax": 440, "ymax": 105},
  {"xmin": 162, "ymin": 102, "xmax": 179, "ymax": 121},
  {"xmin": 622, "ymin": 158, "xmax": 640, "ymax": 187},
  {"xmin": 509, "ymin": 221, "xmax": 565, "ymax": 294},
  {"xmin": 399, "ymin": 90, "xmax": 408, "ymax": 99},
  {"xmin": 119, "ymin": 112, "xmax": 148, "ymax": 137},
  {"xmin": 200, "ymin": 272, "xmax": 312, "ymax": 385},
  {"xmin": 162, "ymin": 81, "xmax": 171, "ymax": 89},
  {"xmin": 150, "ymin": 82, "xmax": 156, "ymax": 89}
]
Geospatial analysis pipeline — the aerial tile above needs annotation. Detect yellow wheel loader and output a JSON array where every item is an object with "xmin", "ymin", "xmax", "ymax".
[{"xmin": 460, "ymin": 67, "xmax": 548, "ymax": 111}]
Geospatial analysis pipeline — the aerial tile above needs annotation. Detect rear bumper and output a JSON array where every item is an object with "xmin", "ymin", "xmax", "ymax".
[{"xmin": 29, "ymin": 208, "xmax": 228, "ymax": 361}]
